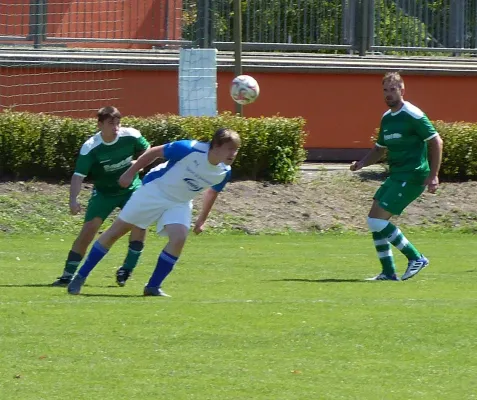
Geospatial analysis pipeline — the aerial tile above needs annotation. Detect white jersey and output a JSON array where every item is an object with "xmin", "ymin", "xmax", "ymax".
[{"xmin": 142, "ymin": 140, "xmax": 232, "ymax": 202}]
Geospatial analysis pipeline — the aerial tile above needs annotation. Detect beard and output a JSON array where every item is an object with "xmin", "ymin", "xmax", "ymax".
[{"xmin": 386, "ymin": 98, "xmax": 400, "ymax": 108}]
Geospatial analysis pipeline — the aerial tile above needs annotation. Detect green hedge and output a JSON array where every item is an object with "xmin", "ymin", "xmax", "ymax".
[
  {"xmin": 434, "ymin": 121, "xmax": 477, "ymax": 180},
  {"xmin": 0, "ymin": 111, "xmax": 307, "ymax": 183}
]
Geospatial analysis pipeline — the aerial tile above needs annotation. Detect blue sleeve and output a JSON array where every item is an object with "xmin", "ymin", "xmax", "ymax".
[
  {"xmin": 211, "ymin": 170, "xmax": 232, "ymax": 192},
  {"xmin": 163, "ymin": 140, "xmax": 195, "ymax": 161}
]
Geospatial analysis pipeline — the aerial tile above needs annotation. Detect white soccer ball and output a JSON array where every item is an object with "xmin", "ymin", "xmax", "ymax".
[{"xmin": 230, "ymin": 75, "xmax": 260, "ymax": 105}]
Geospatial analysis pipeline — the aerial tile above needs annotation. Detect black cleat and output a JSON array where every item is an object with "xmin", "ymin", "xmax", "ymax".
[
  {"xmin": 116, "ymin": 267, "xmax": 132, "ymax": 287},
  {"xmin": 51, "ymin": 276, "xmax": 73, "ymax": 287}
]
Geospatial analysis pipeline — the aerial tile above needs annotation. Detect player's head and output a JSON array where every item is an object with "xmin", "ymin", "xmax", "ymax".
[
  {"xmin": 209, "ymin": 128, "xmax": 241, "ymax": 165},
  {"xmin": 97, "ymin": 106, "xmax": 121, "ymax": 135},
  {"xmin": 382, "ymin": 72, "xmax": 405, "ymax": 109}
]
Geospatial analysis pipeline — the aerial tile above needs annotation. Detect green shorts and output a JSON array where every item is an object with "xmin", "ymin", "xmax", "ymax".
[
  {"xmin": 374, "ymin": 177, "xmax": 426, "ymax": 216},
  {"xmin": 84, "ymin": 189, "xmax": 133, "ymax": 222}
]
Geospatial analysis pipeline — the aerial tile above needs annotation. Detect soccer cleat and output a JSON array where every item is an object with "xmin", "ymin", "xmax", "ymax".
[
  {"xmin": 51, "ymin": 276, "xmax": 73, "ymax": 287},
  {"xmin": 67, "ymin": 274, "xmax": 86, "ymax": 295},
  {"xmin": 116, "ymin": 267, "xmax": 132, "ymax": 287},
  {"xmin": 143, "ymin": 285, "xmax": 171, "ymax": 297},
  {"xmin": 402, "ymin": 255, "xmax": 429, "ymax": 281},
  {"xmin": 365, "ymin": 273, "xmax": 400, "ymax": 281}
]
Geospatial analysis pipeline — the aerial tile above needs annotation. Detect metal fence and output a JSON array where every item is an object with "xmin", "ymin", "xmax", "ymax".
[
  {"xmin": 1, "ymin": 0, "xmax": 477, "ymax": 55},
  {"xmin": 371, "ymin": 0, "xmax": 477, "ymax": 54}
]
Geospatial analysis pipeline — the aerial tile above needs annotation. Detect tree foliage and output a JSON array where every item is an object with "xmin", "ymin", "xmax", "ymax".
[{"xmin": 182, "ymin": 0, "xmax": 472, "ymax": 53}]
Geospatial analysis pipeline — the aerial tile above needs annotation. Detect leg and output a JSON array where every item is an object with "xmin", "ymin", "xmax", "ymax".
[
  {"xmin": 163, "ymin": 223, "xmax": 188, "ymax": 257},
  {"xmin": 144, "ymin": 224, "xmax": 189, "ymax": 297},
  {"xmin": 376, "ymin": 218, "xmax": 428, "ymax": 280},
  {"xmin": 67, "ymin": 218, "xmax": 133, "ymax": 295},
  {"xmin": 71, "ymin": 218, "xmax": 103, "ymax": 256},
  {"xmin": 366, "ymin": 201, "xmax": 398, "ymax": 280},
  {"xmin": 52, "ymin": 218, "xmax": 103, "ymax": 286},
  {"xmin": 368, "ymin": 199, "xmax": 394, "ymax": 220},
  {"xmin": 116, "ymin": 227, "xmax": 147, "ymax": 287},
  {"xmin": 97, "ymin": 218, "xmax": 134, "ymax": 249},
  {"xmin": 368, "ymin": 179, "xmax": 428, "ymax": 280},
  {"xmin": 56, "ymin": 190, "xmax": 119, "ymax": 286}
]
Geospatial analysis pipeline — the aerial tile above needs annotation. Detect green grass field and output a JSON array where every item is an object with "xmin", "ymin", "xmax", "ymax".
[{"xmin": 1, "ymin": 233, "xmax": 476, "ymax": 399}]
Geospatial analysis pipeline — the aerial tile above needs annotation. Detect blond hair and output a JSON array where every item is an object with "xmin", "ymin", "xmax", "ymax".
[{"xmin": 382, "ymin": 72, "xmax": 404, "ymax": 89}]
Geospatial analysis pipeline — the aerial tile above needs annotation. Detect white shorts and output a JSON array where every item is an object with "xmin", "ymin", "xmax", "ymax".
[{"xmin": 118, "ymin": 183, "xmax": 193, "ymax": 236}]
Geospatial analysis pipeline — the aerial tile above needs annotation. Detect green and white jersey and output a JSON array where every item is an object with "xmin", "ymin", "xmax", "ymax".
[
  {"xmin": 74, "ymin": 127, "xmax": 150, "ymax": 196},
  {"xmin": 376, "ymin": 101, "xmax": 438, "ymax": 183}
]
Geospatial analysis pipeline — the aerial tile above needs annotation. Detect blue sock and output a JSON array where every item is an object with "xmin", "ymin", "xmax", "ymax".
[
  {"xmin": 146, "ymin": 250, "xmax": 178, "ymax": 288},
  {"xmin": 77, "ymin": 241, "xmax": 109, "ymax": 278}
]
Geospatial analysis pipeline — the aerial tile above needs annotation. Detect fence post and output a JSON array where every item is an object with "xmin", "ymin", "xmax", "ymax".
[
  {"xmin": 357, "ymin": 0, "xmax": 370, "ymax": 56},
  {"xmin": 343, "ymin": 0, "xmax": 357, "ymax": 53},
  {"xmin": 474, "ymin": 0, "xmax": 477, "ymax": 49},
  {"xmin": 449, "ymin": 0, "xmax": 465, "ymax": 54},
  {"xmin": 196, "ymin": 0, "xmax": 214, "ymax": 48},
  {"xmin": 367, "ymin": 0, "xmax": 375, "ymax": 51},
  {"xmin": 28, "ymin": 0, "xmax": 47, "ymax": 49},
  {"xmin": 233, "ymin": 0, "xmax": 243, "ymax": 116}
]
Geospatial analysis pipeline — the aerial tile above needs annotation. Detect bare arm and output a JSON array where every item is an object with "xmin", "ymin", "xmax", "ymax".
[
  {"xmin": 119, "ymin": 145, "xmax": 166, "ymax": 188},
  {"xmin": 69, "ymin": 174, "xmax": 85, "ymax": 215},
  {"xmin": 350, "ymin": 145, "xmax": 387, "ymax": 171},
  {"xmin": 193, "ymin": 188, "xmax": 219, "ymax": 234},
  {"xmin": 424, "ymin": 135, "xmax": 443, "ymax": 193},
  {"xmin": 131, "ymin": 147, "xmax": 149, "ymax": 166}
]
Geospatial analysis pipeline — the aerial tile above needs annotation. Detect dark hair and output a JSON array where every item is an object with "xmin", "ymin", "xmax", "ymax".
[
  {"xmin": 210, "ymin": 128, "xmax": 241, "ymax": 149},
  {"xmin": 97, "ymin": 106, "xmax": 121, "ymax": 122}
]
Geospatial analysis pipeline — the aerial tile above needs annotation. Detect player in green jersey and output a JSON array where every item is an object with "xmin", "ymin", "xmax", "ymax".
[
  {"xmin": 52, "ymin": 106, "xmax": 150, "ymax": 287},
  {"xmin": 350, "ymin": 72, "xmax": 443, "ymax": 281}
]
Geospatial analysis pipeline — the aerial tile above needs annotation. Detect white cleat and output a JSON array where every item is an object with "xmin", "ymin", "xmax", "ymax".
[{"xmin": 402, "ymin": 255, "xmax": 429, "ymax": 281}]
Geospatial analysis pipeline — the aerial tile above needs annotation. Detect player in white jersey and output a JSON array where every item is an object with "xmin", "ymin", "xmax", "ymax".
[{"xmin": 67, "ymin": 128, "xmax": 241, "ymax": 296}]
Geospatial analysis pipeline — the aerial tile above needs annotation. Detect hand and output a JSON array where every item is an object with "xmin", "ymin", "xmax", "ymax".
[
  {"xmin": 69, "ymin": 200, "xmax": 81, "ymax": 215},
  {"xmin": 193, "ymin": 219, "xmax": 205, "ymax": 235},
  {"xmin": 119, "ymin": 171, "xmax": 134, "ymax": 188},
  {"xmin": 424, "ymin": 175, "xmax": 439, "ymax": 194},
  {"xmin": 350, "ymin": 161, "xmax": 364, "ymax": 171}
]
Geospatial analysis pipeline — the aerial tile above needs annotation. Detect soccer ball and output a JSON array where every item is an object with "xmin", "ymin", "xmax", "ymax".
[{"xmin": 230, "ymin": 75, "xmax": 260, "ymax": 105}]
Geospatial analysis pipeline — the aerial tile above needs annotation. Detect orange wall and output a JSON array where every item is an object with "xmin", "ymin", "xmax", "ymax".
[
  {"xmin": 119, "ymin": 70, "xmax": 477, "ymax": 149},
  {"xmin": 0, "ymin": 2, "xmax": 30, "ymax": 36},
  {"xmin": 2, "ymin": 67, "xmax": 477, "ymax": 149},
  {"xmin": 0, "ymin": 0, "xmax": 181, "ymax": 47},
  {"xmin": 47, "ymin": 0, "xmax": 181, "ymax": 42},
  {"xmin": 224, "ymin": 72, "xmax": 477, "ymax": 149}
]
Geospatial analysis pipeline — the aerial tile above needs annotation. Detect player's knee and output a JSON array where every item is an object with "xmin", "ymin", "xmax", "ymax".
[
  {"xmin": 367, "ymin": 217, "xmax": 389, "ymax": 232},
  {"xmin": 169, "ymin": 233, "xmax": 187, "ymax": 249},
  {"xmin": 79, "ymin": 220, "xmax": 101, "ymax": 238},
  {"xmin": 108, "ymin": 230, "xmax": 125, "ymax": 242},
  {"xmin": 129, "ymin": 240, "xmax": 144, "ymax": 252},
  {"xmin": 75, "ymin": 229, "xmax": 96, "ymax": 248}
]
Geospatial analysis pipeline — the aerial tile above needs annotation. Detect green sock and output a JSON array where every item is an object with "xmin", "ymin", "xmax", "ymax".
[
  {"xmin": 380, "ymin": 222, "xmax": 420, "ymax": 260},
  {"xmin": 372, "ymin": 231, "xmax": 396, "ymax": 276},
  {"xmin": 122, "ymin": 241, "xmax": 144, "ymax": 271},
  {"xmin": 64, "ymin": 250, "xmax": 82, "ymax": 275}
]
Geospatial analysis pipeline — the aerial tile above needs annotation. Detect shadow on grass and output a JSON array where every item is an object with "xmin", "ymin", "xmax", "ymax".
[
  {"xmin": 0, "ymin": 284, "xmax": 119, "ymax": 288},
  {"xmin": 269, "ymin": 278, "xmax": 366, "ymax": 283},
  {"xmin": 80, "ymin": 293, "xmax": 145, "ymax": 298},
  {"xmin": 0, "ymin": 283, "xmax": 65, "ymax": 288}
]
